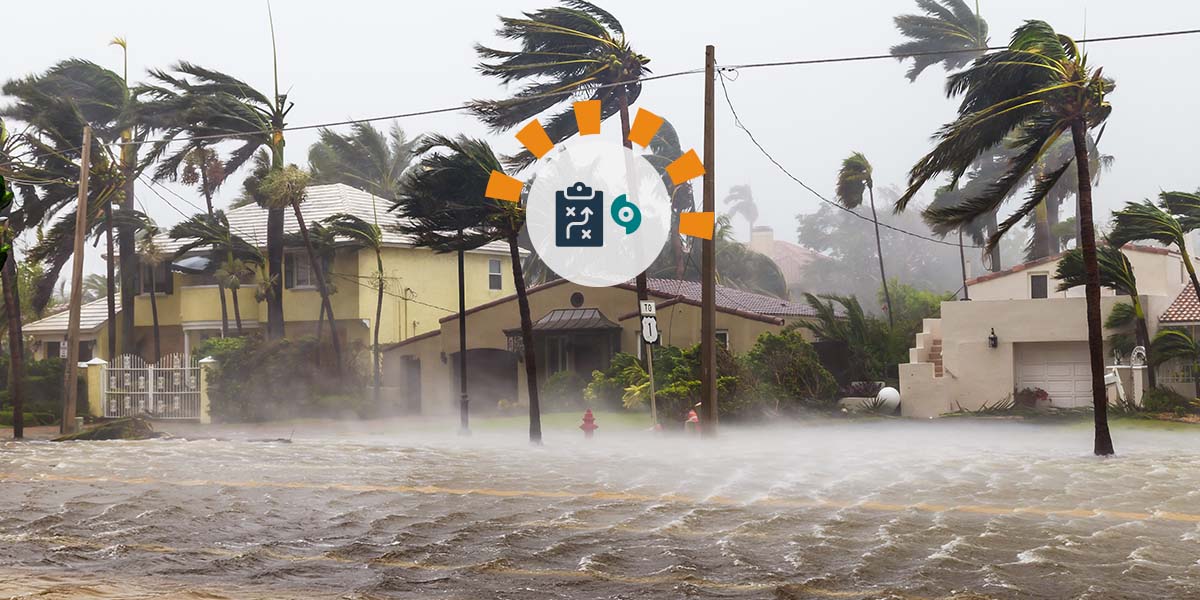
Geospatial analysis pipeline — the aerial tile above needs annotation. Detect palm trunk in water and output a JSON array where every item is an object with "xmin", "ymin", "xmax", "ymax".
[
  {"xmin": 510, "ymin": 233, "xmax": 541, "ymax": 445},
  {"xmin": 373, "ymin": 249, "xmax": 384, "ymax": 410},
  {"xmin": 266, "ymin": 144, "xmax": 286, "ymax": 339},
  {"xmin": 104, "ymin": 202, "xmax": 116, "ymax": 359},
  {"xmin": 868, "ymin": 186, "xmax": 893, "ymax": 327},
  {"xmin": 292, "ymin": 202, "xmax": 342, "ymax": 371},
  {"xmin": 1071, "ymin": 120, "xmax": 1114, "ymax": 456},
  {"xmin": 2, "ymin": 257, "xmax": 26, "ymax": 439},
  {"xmin": 231, "ymin": 285, "xmax": 244, "ymax": 334}
]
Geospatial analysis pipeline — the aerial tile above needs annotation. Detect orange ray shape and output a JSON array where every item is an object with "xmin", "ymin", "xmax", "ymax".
[
  {"xmin": 666, "ymin": 149, "xmax": 705, "ymax": 186},
  {"xmin": 574, "ymin": 100, "xmax": 601, "ymax": 135},
  {"xmin": 516, "ymin": 119, "xmax": 554, "ymax": 159},
  {"xmin": 679, "ymin": 211, "xmax": 714, "ymax": 240},
  {"xmin": 485, "ymin": 171, "xmax": 523, "ymax": 202},
  {"xmin": 627, "ymin": 108, "xmax": 664, "ymax": 147}
]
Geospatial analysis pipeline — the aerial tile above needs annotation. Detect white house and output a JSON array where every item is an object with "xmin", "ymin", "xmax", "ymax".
[{"xmin": 900, "ymin": 245, "xmax": 1198, "ymax": 417}]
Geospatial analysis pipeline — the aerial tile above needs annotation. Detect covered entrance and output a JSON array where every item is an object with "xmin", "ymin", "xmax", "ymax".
[{"xmin": 505, "ymin": 308, "xmax": 622, "ymax": 384}]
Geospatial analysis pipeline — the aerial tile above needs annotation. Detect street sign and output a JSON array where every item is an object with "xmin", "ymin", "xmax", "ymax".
[
  {"xmin": 640, "ymin": 315, "xmax": 660, "ymax": 344},
  {"xmin": 639, "ymin": 301, "xmax": 656, "ymax": 317}
]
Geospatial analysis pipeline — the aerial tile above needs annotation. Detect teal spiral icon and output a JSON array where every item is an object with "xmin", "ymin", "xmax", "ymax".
[{"xmin": 610, "ymin": 194, "xmax": 641, "ymax": 235}]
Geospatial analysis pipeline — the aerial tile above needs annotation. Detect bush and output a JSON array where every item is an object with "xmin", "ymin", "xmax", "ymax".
[
  {"xmin": 584, "ymin": 353, "xmax": 642, "ymax": 411},
  {"xmin": 201, "ymin": 334, "xmax": 367, "ymax": 422},
  {"xmin": 1142, "ymin": 387, "xmax": 1198, "ymax": 414},
  {"xmin": 540, "ymin": 371, "xmax": 587, "ymax": 412},
  {"xmin": 0, "ymin": 355, "xmax": 84, "ymax": 415},
  {"xmin": 1014, "ymin": 387, "xmax": 1049, "ymax": 408},
  {"xmin": 743, "ymin": 329, "xmax": 838, "ymax": 409},
  {"xmin": 0, "ymin": 410, "xmax": 58, "ymax": 427}
]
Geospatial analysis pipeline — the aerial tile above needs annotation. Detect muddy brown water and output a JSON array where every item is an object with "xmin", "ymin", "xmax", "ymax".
[{"xmin": 2, "ymin": 420, "xmax": 1200, "ymax": 599}]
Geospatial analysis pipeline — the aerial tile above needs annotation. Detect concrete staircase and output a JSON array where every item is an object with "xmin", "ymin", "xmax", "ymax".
[
  {"xmin": 908, "ymin": 318, "xmax": 945, "ymax": 379},
  {"xmin": 929, "ymin": 339, "xmax": 944, "ymax": 378},
  {"xmin": 899, "ymin": 317, "xmax": 948, "ymax": 418}
]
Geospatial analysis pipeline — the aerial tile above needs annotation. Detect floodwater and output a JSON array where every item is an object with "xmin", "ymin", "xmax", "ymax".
[{"xmin": 3, "ymin": 420, "xmax": 1200, "ymax": 599}]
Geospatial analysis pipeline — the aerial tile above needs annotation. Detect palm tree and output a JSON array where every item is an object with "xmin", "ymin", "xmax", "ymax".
[
  {"xmin": 180, "ymin": 147, "xmax": 225, "ymax": 215},
  {"xmin": 261, "ymin": 165, "xmax": 342, "ymax": 368},
  {"xmin": 893, "ymin": 0, "xmax": 1005, "ymax": 272},
  {"xmin": 1109, "ymin": 199, "xmax": 1200, "ymax": 306},
  {"xmin": 394, "ymin": 135, "xmax": 543, "ymax": 444},
  {"xmin": 471, "ymin": 1, "xmax": 656, "ymax": 372},
  {"xmin": 895, "ymin": 21, "xmax": 1116, "ymax": 455},
  {"xmin": 128, "ymin": 213, "xmax": 166, "ymax": 363},
  {"xmin": 137, "ymin": 60, "xmax": 293, "ymax": 339},
  {"xmin": 800, "ymin": 293, "xmax": 891, "ymax": 383},
  {"xmin": 642, "ymin": 118, "xmax": 695, "ymax": 278},
  {"xmin": 323, "ymin": 213, "xmax": 385, "ymax": 405},
  {"xmin": 723, "ymin": 184, "xmax": 758, "ymax": 241},
  {"xmin": 1150, "ymin": 328, "xmax": 1200, "ymax": 398},
  {"xmin": 1, "ymin": 153, "xmax": 25, "ymax": 438},
  {"xmin": 81, "ymin": 274, "xmax": 109, "ymax": 302},
  {"xmin": 836, "ymin": 152, "xmax": 893, "ymax": 326},
  {"xmin": 168, "ymin": 210, "xmax": 259, "ymax": 336},
  {"xmin": 309, "ymin": 122, "xmax": 419, "ymax": 199},
  {"xmin": 1055, "ymin": 245, "xmax": 1156, "ymax": 387}
]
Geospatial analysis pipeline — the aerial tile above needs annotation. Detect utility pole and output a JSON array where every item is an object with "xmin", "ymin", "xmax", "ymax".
[
  {"xmin": 700, "ymin": 45, "xmax": 718, "ymax": 436},
  {"xmin": 457, "ymin": 241, "xmax": 469, "ymax": 435},
  {"xmin": 62, "ymin": 125, "xmax": 92, "ymax": 434}
]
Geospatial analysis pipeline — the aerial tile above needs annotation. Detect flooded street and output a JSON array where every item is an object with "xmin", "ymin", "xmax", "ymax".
[{"xmin": 3, "ymin": 420, "xmax": 1200, "ymax": 599}]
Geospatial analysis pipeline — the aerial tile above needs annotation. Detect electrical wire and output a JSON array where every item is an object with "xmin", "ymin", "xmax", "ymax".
[{"xmin": 716, "ymin": 71, "xmax": 980, "ymax": 249}]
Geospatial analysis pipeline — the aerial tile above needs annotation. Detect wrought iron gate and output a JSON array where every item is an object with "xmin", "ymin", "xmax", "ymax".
[{"xmin": 103, "ymin": 354, "xmax": 202, "ymax": 419}]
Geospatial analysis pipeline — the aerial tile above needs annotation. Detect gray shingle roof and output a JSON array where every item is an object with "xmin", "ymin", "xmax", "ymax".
[{"xmin": 24, "ymin": 297, "xmax": 119, "ymax": 335}]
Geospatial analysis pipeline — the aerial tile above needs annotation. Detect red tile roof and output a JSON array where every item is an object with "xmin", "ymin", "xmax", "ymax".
[{"xmin": 1160, "ymin": 283, "xmax": 1200, "ymax": 324}]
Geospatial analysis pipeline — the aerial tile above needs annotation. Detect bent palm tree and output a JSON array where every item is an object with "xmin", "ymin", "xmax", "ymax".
[
  {"xmin": 723, "ymin": 184, "xmax": 758, "ymax": 240},
  {"xmin": 309, "ymin": 122, "xmax": 419, "ymax": 199},
  {"xmin": 324, "ymin": 213, "xmax": 385, "ymax": 406},
  {"xmin": 1055, "ymin": 245, "xmax": 1155, "ymax": 387},
  {"xmin": 1108, "ymin": 199, "xmax": 1200, "ymax": 306},
  {"xmin": 836, "ymin": 152, "xmax": 893, "ymax": 326},
  {"xmin": 891, "ymin": 0, "xmax": 988, "ymax": 81},
  {"xmin": 394, "ymin": 135, "xmax": 543, "ymax": 444},
  {"xmin": 168, "ymin": 211, "xmax": 259, "ymax": 335},
  {"xmin": 138, "ymin": 62, "xmax": 293, "ymax": 339},
  {"xmin": 895, "ymin": 21, "xmax": 1116, "ymax": 455}
]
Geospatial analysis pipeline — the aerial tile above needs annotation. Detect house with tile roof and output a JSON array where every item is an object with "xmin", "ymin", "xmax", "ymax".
[
  {"xmin": 747, "ymin": 226, "xmax": 827, "ymax": 299},
  {"xmin": 381, "ymin": 277, "xmax": 828, "ymax": 414},
  {"xmin": 23, "ymin": 183, "xmax": 519, "ymax": 362},
  {"xmin": 900, "ymin": 245, "xmax": 1198, "ymax": 417}
]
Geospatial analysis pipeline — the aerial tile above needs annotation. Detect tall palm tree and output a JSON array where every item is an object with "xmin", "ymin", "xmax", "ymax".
[
  {"xmin": 309, "ymin": 122, "xmax": 419, "ymax": 199},
  {"xmin": 168, "ymin": 210, "xmax": 259, "ymax": 336},
  {"xmin": 124, "ymin": 213, "xmax": 166, "ymax": 363},
  {"xmin": 723, "ymin": 184, "xmax": 758, "ymax": 241},
  {"xmin": 892, "ymin": 0, "xmax": 1005, "ymax": 271},
  {"xmin": 262, "ymin": 165, "xmax": 342, "ymax": 368},
  {"xmin": 471, "ymin": 1, "xmax": 656, "ymax": 372},
  {"xmin": 394, "ymin": 134, "xmax": 543, "ymax": 444},
  {"xmin": 1109, "ymin": 199, "xmax": 1200, "ymax": 306},
  {"xmin": 323, "ymin": 213, "xmax": 385, "ymax": 405},
  {"xmin": 836, "ymin": 152, "xmax": 893, "ymax": 326},
  {"xmin": 1055, "ymin": 245, "xmax": 1156, "ymax": 387},
  {"xmin": 137, "ymin": 60, "xmax": 293, "ymax": 339},
  {"xmin": 180, "ymin": 147, "xmax": 225, "ymax": 215},
  {"xmin": 1150, "ymin": 328, "xmax": 1200, "ymax": 398},
  {"xmin": 895, "ymin": 21, "xmax": 1116, "ymax": 455},
  {"xmin": 642, "ymin": 118, "xmax": 695, "ymax": 278},
  {"xmin": 1, "ymin": 146, "xmax": 25, "ymax": 438}
]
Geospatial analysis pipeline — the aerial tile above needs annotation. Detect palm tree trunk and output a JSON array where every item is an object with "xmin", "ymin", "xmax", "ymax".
[
  {"xmin": 868, "ymin": 186, "xmax": 894, "ymax": 327},
  {"xmin": 986, "ymin": 211, "xmax": 1001, "ymax": 271},
  {"xmin": 1033, "ymin": 202, "xmax": 1052, "ymax": 259},
  {"xmin": 104, "ymin": 202, "xmax": 116, "ymax": 360},
  {"xmin": 1179, "ymin": 245, "xmax": 1200, "ymax": 306},
  {"xmin": 266, "ymin": 145, "xmax": 286, "ymax": 340},
  {"xmin": 218, "ymin": 283, "xmax": 230, "ymax": 337},
  {"xmin": 673, "ymin": 213, "xmax": 687, "ymax": 279},
  {"xmin": 1072, "ymin": 120, "xmax": 1114, "ymax": 456},
  {"xmin": 231, "ymin": 286, "xmax": 244, "ymax": 334},
  {"xmin": 617, "ymin": 87, "xmax": 653, "ymax": 361},
  {"xmin": 457, "ymin": 243, "xmax": 469, "ymax": 434},
  {"xmin": 2, "ymin": 257, "xmax": 25, "ymax": 439},
  {"xmin": 1133, "ymin": 307, "xmax": 1157, "ymax": 388},
  {"xmin": 148, "ymin": 271, "xmax": 161, "ymax": 364},
  {"xmin": 291, "ymin": 202, "xmax": 342, "ymax": 371},
  {"xmin": 1047, "ymin": 198, "xmax": 1061, "ymax": 255},
  {"xmin": 958, "ymin": 229, "xmax": 970, "ymax": 300},
  {"xmin": 118, "ymin": 160, "xmax": 137, "ymax": 354},
  {"xmin": 510, "ymin": 233, "xmax": 541, "ymax": 445},
  {"xmin": 373, "ymin": 249, "xmax": 384, "ymax": 411}
]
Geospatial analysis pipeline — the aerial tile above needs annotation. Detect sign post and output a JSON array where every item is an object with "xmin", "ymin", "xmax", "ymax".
[{"xmin": 639, "ymin": 301, "xmax": 659, "ymax": 428}]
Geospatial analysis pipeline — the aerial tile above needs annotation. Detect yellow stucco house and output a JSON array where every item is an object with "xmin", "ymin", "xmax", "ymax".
[{"xmin": 24, "ymin": 183, "xmax": 518, "ymax": 361}]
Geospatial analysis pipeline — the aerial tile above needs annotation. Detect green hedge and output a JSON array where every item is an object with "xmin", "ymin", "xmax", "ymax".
[
  {"xmin": 0, "ymin": 410, "xmax": 57, "ymax": 427},
  {"xmin": 0, "ymin": 354, "xmax": 86, "ymax": 415}
]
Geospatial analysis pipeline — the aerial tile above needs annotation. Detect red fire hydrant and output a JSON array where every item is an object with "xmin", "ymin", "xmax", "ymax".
[{"xmin": 580, "ymin": 408, "xmax": 599, "ymax": 439}]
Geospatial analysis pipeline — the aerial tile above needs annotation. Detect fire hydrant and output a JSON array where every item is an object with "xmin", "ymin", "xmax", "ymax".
[{"xmin": 580, "ymin": 408, "xmax": 598, "ymax": 439}]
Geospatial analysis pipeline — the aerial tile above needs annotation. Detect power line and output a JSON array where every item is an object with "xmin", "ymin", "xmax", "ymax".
[{"xmin": 716, "ymin": 72, "xmax": 977, "ymax": 249}]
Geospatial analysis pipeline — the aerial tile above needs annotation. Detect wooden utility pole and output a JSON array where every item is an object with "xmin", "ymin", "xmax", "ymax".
[
  {"xmin": 457, "ymin": 242, "xmax": 470, "ymax": 435},
  {"xmin": 700, "ymin": 45, "xmax": 718, "ymax": 435},
  {"xmin": 62, "ymin": 125, "xmax": 92, "ymax": 434}
]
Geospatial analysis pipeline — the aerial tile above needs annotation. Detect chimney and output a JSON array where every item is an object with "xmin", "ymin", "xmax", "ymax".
[{"xmin": 749, "ymin": 226, "xmax": 774, "ymax": 253}]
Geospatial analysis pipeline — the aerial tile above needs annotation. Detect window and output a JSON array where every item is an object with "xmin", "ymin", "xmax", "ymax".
[
  {"xmin": 716, "ymin": 330, "xmax": 730, "ymax": 350},
  {"xmin": 285, "ymin": 253, "xmax": 316, "ymax": 289},
  {"xmin": 488, "ymin": 259, "xmax": 502, "ymax": 290},
  {"xmin": 1030, "ymin": 273, "xmax": 1049, "ymax": 299},
  {"xmin": 139, "ymin": 262, "xmax": 172, "ymax": 295}
]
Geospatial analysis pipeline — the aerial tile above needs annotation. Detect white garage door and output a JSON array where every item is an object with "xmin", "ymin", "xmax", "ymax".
[{"xmin": 1015, "ymin": 342, "xmax": 1093, "ymax": 408}]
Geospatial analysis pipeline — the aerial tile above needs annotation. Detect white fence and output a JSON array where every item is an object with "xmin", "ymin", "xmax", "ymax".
[{"xmin": 103, "ymin": 353, "xmax": 202, "ymax": 419}]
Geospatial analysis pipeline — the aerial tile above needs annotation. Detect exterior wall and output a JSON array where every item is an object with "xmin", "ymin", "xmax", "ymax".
[
  {"xmin": 969, "ymin": 248, "xmax": 1189, "ymax": 302},
  {"xmin": 901, "ymin": 296, "xmax": 1128, "ymax": 417}
]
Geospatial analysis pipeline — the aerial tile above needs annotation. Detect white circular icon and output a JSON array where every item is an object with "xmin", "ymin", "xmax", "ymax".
[{"xmin": 525, "ymin": 136, "xmax": 671, "ymax": 287}]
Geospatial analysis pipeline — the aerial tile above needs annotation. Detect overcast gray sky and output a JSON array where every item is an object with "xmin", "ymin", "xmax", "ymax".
[{"xmin": 5, "ymin": 0, "xmax": 1199, "ymax": 280}]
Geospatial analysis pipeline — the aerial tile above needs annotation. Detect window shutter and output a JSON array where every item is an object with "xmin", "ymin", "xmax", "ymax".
[{"xmin": 284, "ymin": 254, "xmax": 295, "ymax": 289}]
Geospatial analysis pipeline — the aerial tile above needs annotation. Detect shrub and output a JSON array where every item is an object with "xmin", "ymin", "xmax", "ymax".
[
  {"xmin": 0, "ymin": 355, "xmax": 83, "ymax": 415},
  {"xmin": 1142, "ymin": 387, "xmax": 1198, "ymax": 414},
  {"xmin": 1014, "ymin": 387, "xmax": 1049, "ymax": 408},
  {"xmin": 839, "ymin": 381, "xmax": 883, "ymax": 398},
  {"xmin": 0, "ymin": 410, "xmax": 58, "ymax": 426},
  {"xmin": 202, "ymin": 334, "xmax": 367, "ymax": 422},
  {"xmin": 541, "ymin": 371, "xmax": 587, "ymax": 412},
  {"xmin": 743, "ymin": 329, "xmax": 838, "ymax": 409}
]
